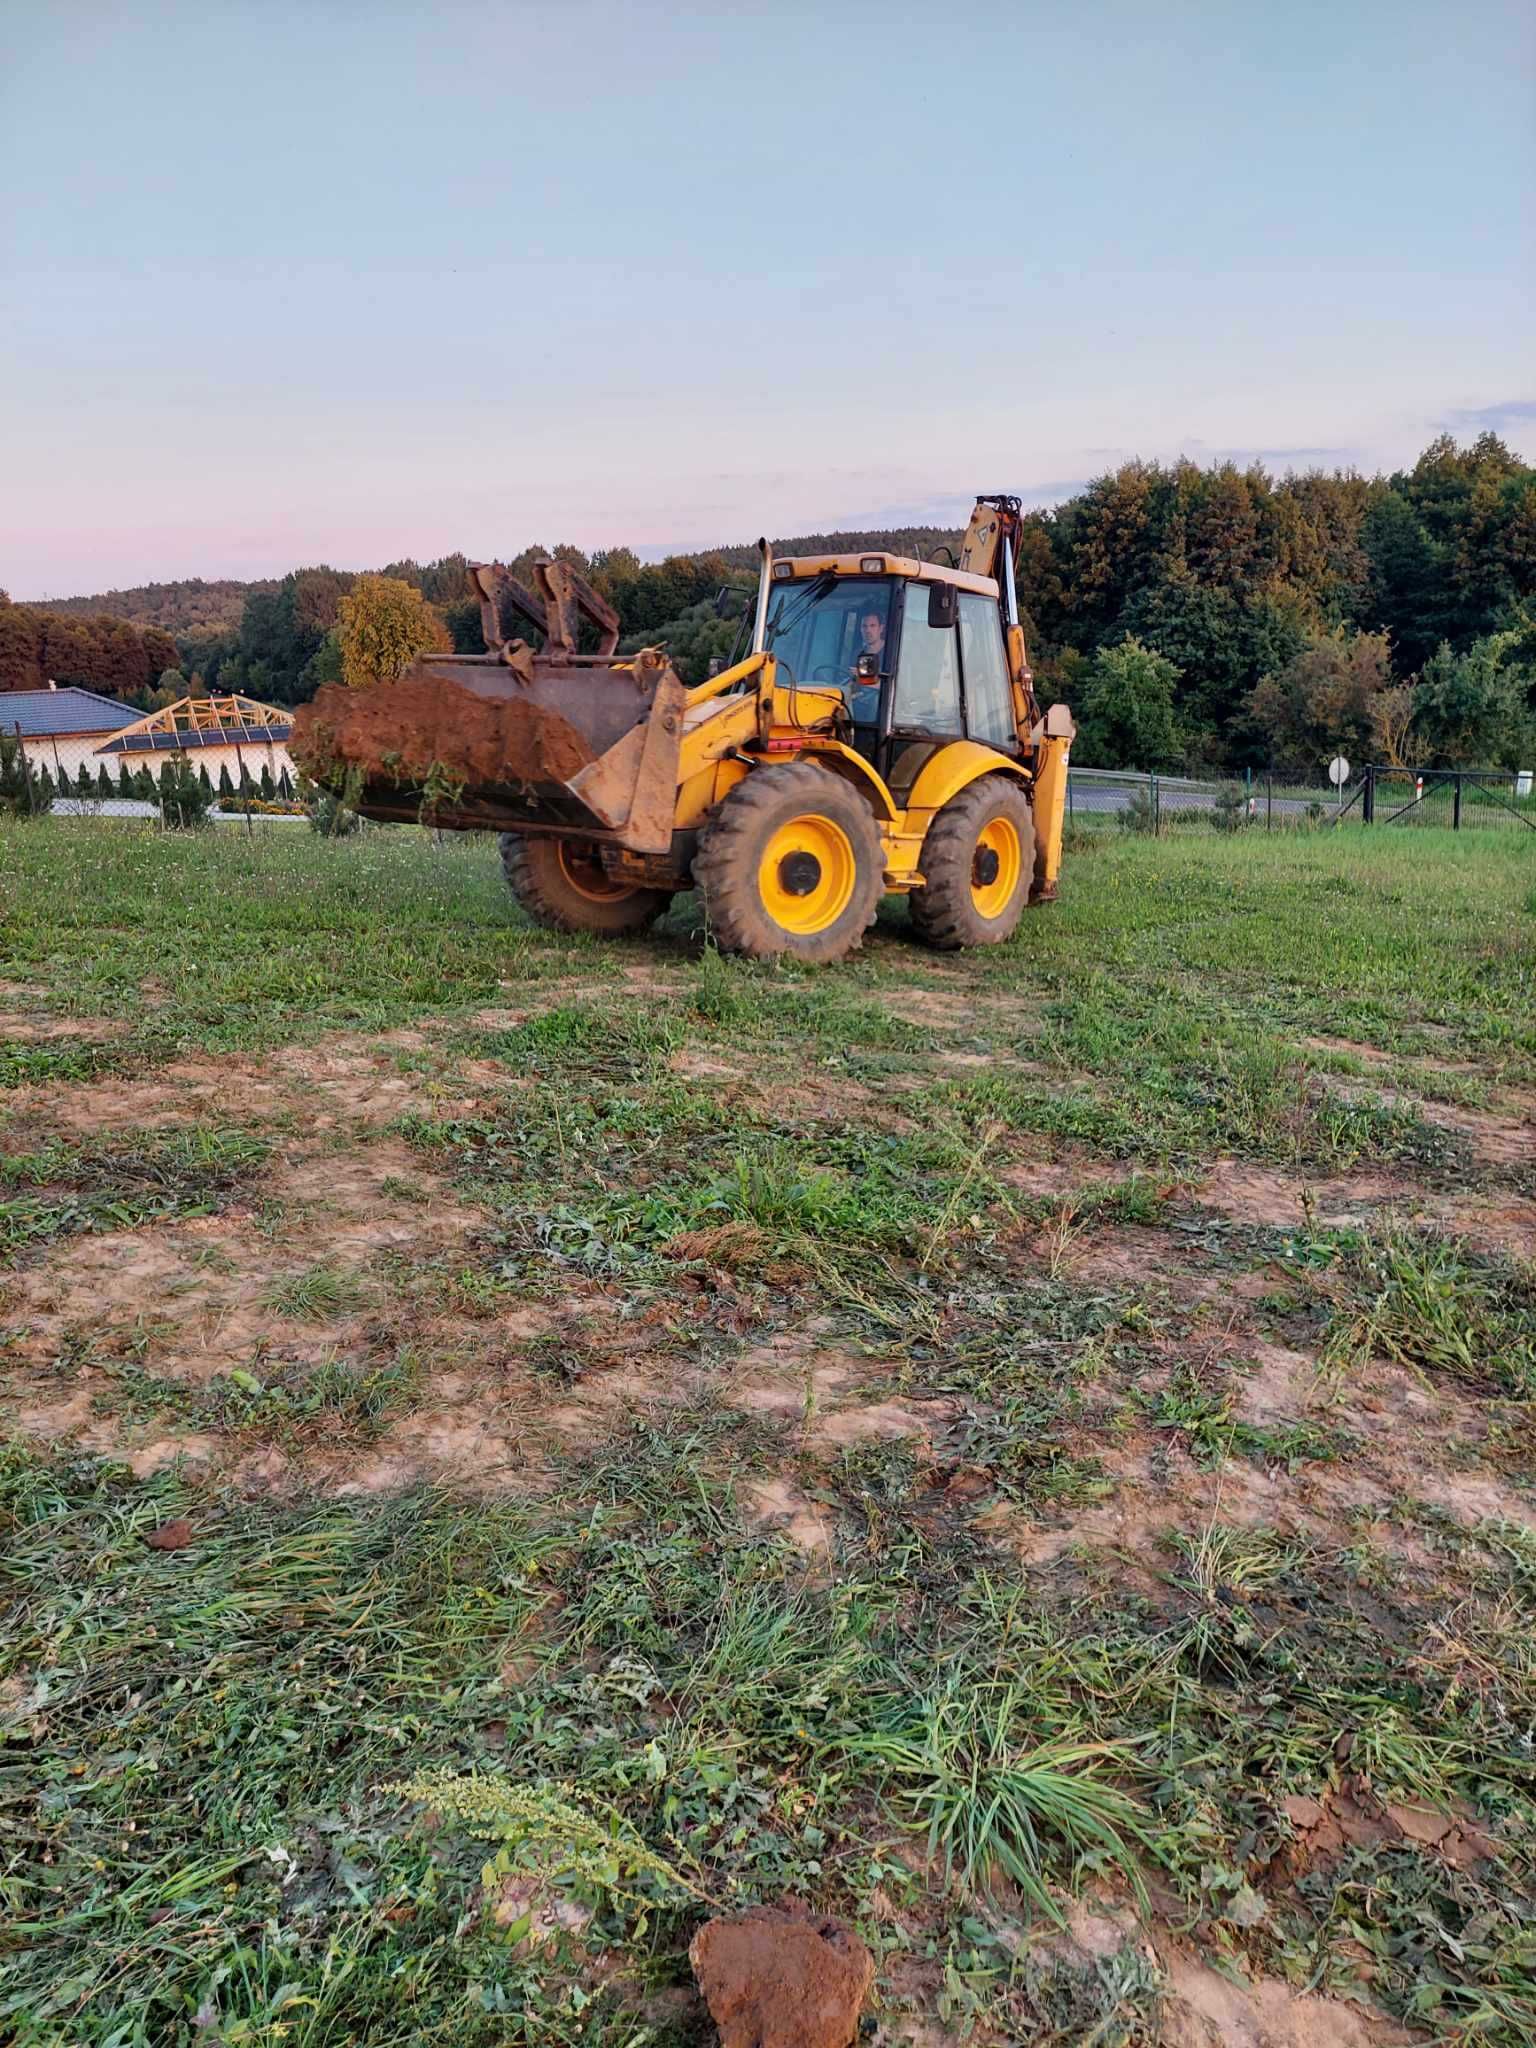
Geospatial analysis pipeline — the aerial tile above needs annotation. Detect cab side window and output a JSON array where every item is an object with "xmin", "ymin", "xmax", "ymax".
[
  {"xmin": 893, "ymin": 589, "xmax": 962, "ymax": 735},
  {"xmin": 958, "ymin": 594, "xmax": 1014, "ymax": 748}
]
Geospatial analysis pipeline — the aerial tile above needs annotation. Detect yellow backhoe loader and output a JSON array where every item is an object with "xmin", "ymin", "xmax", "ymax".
[{"xmin": 291, "ymin": 495, "xmax": 1075, "ymax": 963}]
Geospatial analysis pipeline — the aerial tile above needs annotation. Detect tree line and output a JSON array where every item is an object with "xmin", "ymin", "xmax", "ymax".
[
  {"xmin": 1020, "ymin": 433, "xmax": 1535, "ymax": 776},
  {"xmin": 9, "ymin": 432, "xmax": 1534, "ymax": 773},
  {"xmin": 0, "ymin": 600, "xmax": 182, "ymax": 703}
]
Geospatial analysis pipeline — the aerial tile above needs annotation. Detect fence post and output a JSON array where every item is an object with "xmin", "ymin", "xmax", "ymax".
[
  {"xmin": 1453, "ymin": 773, "xmax": 1462, "ymax": 832},
  {"xmin": 1363, "ymin": 766, "xmax": 1374, "ymax": 825},
  {"xmin": 1150, "ymin": 770, "xmax": 1159, "ymax": 834},
  {"xmin": 1266, "ymin": 775, "xmax": 1273, "ymax": 831}
]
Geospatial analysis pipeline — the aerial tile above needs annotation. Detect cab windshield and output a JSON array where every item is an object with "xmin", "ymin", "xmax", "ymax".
[{"xmin": 763, "ymin": 575, "xmax": 891, "ymax": 711}]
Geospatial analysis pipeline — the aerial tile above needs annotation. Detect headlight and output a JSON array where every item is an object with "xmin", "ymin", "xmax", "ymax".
[{"xmin": 860, "ymin": 556, "xmax": 884, "ymax": 574}]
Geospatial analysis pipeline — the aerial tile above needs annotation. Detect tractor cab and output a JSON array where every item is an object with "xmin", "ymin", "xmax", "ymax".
[{"xmin": 761, "ymin": 554, "xmax": 1021, "ymax": 798}]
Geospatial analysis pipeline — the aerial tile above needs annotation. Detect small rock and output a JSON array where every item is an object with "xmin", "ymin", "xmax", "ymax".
[{"xmin": 690, "ymin": 1899, "xmax": 874, "ymax": 2048}]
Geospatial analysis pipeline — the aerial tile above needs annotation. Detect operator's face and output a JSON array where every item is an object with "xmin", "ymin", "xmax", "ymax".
[{"xmin": 859, "ymin": 612, "xmax": 884, "ymax": 655}]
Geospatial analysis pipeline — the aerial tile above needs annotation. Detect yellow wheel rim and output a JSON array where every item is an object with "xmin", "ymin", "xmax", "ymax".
[
  {"xmin": 557, "ymin": 841, "xmax": 633, "ymax": 903},
  {"xmin": 758, "ymin": 815, "xmax": 857, "ymax": 935},
  {"xmin": 970, "ymin": 816, "xmax": 1023, "ymax": 919}
]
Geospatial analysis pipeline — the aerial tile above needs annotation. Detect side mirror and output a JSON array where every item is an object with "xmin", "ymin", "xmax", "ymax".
[
  {"xmin": 714, "ymin": 585, "xmax": 738, "ymax": 618},
  {"xmin": 926, "ymin": 582, "xmax": 958, "ymax": 629}
]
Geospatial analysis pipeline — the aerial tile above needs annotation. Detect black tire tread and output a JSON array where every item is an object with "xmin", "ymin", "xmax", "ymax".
[
  {"xmin": 694, "ymin": 761, "xmax": 884, "ymax": 963},
  {"xmin": 499, "ymin": 834, "xmax": 671, "ymax": 936},
  {"xmin": 909, "ymin": 775, "xmax": 1034, "ymax": 951}
]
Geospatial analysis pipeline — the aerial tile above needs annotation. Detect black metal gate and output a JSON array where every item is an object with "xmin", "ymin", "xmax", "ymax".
[{"xmin": 1361, "ymin": 766, "xmax": 1535, "ymax": 830}]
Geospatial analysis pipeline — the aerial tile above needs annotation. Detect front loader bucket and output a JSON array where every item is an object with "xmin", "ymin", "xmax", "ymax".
[{"xmin": 291, "ymin": 647, "xmax": 689, "ymax": 855}]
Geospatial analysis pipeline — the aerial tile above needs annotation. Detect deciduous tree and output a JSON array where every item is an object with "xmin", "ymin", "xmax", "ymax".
[{"xmin": 335, "ymin": 575, "xmax": 451, "ymax": 688}]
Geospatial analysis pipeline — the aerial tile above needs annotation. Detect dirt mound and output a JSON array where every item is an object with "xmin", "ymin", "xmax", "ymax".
[
  {"xmin": 294, "ymin": 674, "xmax": 599, "ymax": 795},
  {"xmin": 689, "ymin": 1899, "xmax": 873, "ymax": 2048}
]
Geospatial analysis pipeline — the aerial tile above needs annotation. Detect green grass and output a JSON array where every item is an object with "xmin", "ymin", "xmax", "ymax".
[
  {"xmin": 0, "ymin": 1127, "xmax": 269, "ymax": 1260},
  {"xmin": 2, "ymin": 817, "xmax": 1536, "ymax": 2043}
]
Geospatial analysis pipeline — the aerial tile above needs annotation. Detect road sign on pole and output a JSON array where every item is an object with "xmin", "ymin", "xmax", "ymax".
[{"xmin": 1328, "ymin": 755, "xmax": 1350, "ymax": 821}]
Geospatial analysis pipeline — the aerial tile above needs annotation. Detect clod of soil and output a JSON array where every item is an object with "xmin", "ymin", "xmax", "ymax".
[{"xmin": 689, "ymin": 1899, "xmax": 874, "ymax": 2048}]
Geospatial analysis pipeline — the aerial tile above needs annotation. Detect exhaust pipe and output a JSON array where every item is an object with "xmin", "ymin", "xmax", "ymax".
[{"xmin": 752, "ymin": 536, "xmax": 773, "ymax": 655}]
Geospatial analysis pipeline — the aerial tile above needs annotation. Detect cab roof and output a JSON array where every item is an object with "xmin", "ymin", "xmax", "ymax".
[{"xmin": 775, "ymin": 551, "xmax": 997, "ymax": 597}]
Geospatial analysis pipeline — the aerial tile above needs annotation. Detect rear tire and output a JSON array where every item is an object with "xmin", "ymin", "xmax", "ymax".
[
  {"xmin": 909, "ymin": 775, "xmax": 1034, "ymax": 951},
  {"xmin": 500, "ymin": 835, "xmax": 671, "ymax": 936},
  {"xmin": 694, "ymin": 761, "xmax": 884, "ymax": 963}
]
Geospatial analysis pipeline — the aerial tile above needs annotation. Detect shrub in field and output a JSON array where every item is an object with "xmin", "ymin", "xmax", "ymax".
[
  {"xmin": 306, "ymin": 767, "xmax": 364, "ymax": 837},
  {"xmin": 1210, "ymin": 783, "xmax": 1249, "ymax": 832},
  {"xmin": 157, "ymin": 756, "xmax": 211, "ymax": 830},
  {"xmin": 1117, "ymin": 786, "xmax": 1157, "ymax": 834}
]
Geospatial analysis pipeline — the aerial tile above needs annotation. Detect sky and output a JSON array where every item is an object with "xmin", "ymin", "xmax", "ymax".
[{"xmin": 2, "ymin": 0, "xmax": 1533, "ymax": 597}]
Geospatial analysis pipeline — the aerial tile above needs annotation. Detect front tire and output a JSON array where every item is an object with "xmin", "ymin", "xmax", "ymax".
[
  {"xmin": 500, "ymin": 835, "xmax": 671, "ymax": 936},
  {"xmin": 909, "ymin": 775, "xmax": 1034, "ymax": 951},
  {"xmin": 694, "ymin": 762, "xmax": 884, "ymax": 963}
]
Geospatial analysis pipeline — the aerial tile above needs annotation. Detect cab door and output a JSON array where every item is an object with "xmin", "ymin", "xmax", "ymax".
[{"xmin": 878, "ymin": 580, "xmax": 965, "ymax": 801}]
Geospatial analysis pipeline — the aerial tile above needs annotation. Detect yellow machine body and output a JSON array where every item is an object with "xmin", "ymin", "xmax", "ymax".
[{"xmin": 292, "ymin": 496, "xmax": 1074, "ymax": 958}]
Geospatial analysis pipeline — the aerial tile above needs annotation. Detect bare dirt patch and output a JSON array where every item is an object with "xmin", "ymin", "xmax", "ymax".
[
  {"xmin": 670, "ymin": 1048, "xmax": 748, "ymax": 1082},
  {"xmin": 1419, "ymin": 1097, "xmax": 1535, "ymax": 1171},
  {"xmin": 1234, "ymin": 1337, "xmax": 1322, "ymax": 1422},
  {"xmin": 1002, "ymin": 1149, "xmax": 1162, "ymax": 1200},
  {"xmin": 740, "ymin": 1476, "xmax": 834, "ymax": 1556},
  {"xmin": 872, "ymin": 988, "xmax": 973, "ymax": 1031},
  {"xmin": 6, "ymin": 1034, "xmax": 448, "ymax": 1140},
  {"xmin": 1301, "ymin": 1034, "xmax": 1395, "ymax": 1065},
  {"xmin": 0, "ymin": 1012, "xmax": 127, "ymax": 1042},
  {"xmin": 1412, "ymin": 1465, "xmax": 1536, "ymax": 1532},
  {"xmin": 1158, "ymin": 1945, "xmax": 1412, "ymax": 2047},
  {"xmin": 1195, "ymin": 1160, "xmax": 1406, "ymax": 1230}
]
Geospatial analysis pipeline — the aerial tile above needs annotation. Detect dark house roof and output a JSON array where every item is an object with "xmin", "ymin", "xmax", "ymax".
[
  {"xmin": 99, "ymin": 725, "xmax": 293, "ymax": 754},
  {"xmin": 1, "ymin": 688, "xmax": 138, "ymax": 739}
]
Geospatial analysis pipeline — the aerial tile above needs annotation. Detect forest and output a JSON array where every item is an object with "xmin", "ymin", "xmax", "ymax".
[{"xmin": 5, "ymin": 432, "xmax": 1533, "ymax": 776}]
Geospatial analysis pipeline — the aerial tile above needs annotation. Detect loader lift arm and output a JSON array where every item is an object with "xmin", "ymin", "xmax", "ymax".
[
  {"xmin": 470, "ymin": 557, "xmax": 621, "ymax": 660},
  {"xmin": 957, "ymin": 494, "xmax": 1039, "ymax": 733}
]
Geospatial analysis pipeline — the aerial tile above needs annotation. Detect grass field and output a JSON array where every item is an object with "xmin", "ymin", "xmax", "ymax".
[{"xmin": 2, "ymin": 817, "xmax": 1534, "ymax": 2047}]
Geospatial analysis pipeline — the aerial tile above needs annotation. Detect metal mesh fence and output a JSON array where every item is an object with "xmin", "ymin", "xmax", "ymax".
[
  {"xmin": 1067, "ymin": 766, "xmax": 1536, "ymax": 834},
  {"xmin": 1067, "ymin": 769, "xmax": 1340, "ymax": 832}
]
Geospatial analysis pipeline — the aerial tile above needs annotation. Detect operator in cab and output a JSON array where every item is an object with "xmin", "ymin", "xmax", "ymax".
[{"xmin": 847, "ymin": 605, "xmax": 885, "ymax": 725}]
